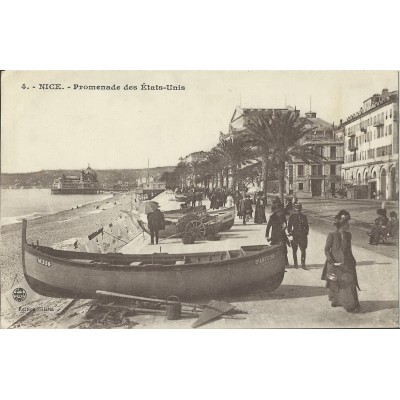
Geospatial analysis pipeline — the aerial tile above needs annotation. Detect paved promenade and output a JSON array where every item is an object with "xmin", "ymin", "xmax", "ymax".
[
  {"xmin": 2, "ymin": 192, "xmax": 397, "ymax": 328},
  {"xmin": 122, "ymin": 194, "xmax": 399, "ymax": 328}
]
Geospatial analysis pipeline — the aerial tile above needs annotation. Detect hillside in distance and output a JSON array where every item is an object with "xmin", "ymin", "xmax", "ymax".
[{"xmin": 1, "ymin": 166, "xmax": 176, "ymax": 189}]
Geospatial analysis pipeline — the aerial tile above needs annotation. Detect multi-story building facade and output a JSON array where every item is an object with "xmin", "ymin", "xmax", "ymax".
[
  {"xmin": 286, "ymin": 111, "xmax": 344, "ymax": 197},
  {"xmin": 228, "ymin": 106, "xmax": 344, "ymax": 197},
  {"xmin": 341, "ymin": 89, "xmax": 398, "ymax": 200}
]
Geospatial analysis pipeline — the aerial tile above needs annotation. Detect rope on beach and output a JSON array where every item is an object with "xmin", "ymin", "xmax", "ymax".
[{"xmin": 102, "ymin": 230, "xmax": 129, "ymax": 245}]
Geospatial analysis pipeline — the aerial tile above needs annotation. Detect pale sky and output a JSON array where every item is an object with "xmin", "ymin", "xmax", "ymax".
[{"xmin": 1, "ymin": 70, "xmax": 398, "ymax": 173}]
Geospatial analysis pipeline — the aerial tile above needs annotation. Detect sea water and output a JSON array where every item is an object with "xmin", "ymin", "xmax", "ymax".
[{"xmin": 0, "ymin": 189, "xmax": 113, "ymax": 226}]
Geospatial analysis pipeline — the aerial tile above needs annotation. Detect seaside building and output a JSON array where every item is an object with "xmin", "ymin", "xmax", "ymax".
[
  {"xmin": 341, "ymin": 88, "xmax": 398, "ymax": 200},
  {"xmin": 227, "ymin": 106, "xmax": 343, "ymax": 197},
  {"xmin": 51, "ymin": 165, "xmax": 102, "ymax": 194},
  {"xmin": 285, "ymin": 111, "xmax": 344, "ymax": 197}
]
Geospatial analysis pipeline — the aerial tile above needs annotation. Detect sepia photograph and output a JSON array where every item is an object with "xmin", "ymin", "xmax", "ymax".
[{"xmin": 1, "ymin": 70, "xmax": 398, "ymax": 329}]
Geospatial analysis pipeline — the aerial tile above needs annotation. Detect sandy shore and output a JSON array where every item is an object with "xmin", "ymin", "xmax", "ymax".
[{"xmin": 0, "ymin": 193, "xmax": 132, "ymax": 291}]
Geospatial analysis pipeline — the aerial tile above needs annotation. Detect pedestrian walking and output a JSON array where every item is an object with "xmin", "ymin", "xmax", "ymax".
[
  {"xmin": 388, "ymin": 211, "xmax": 398, "ymax": 239},
  {"xmin": 266, "ymin": 203, "xmax": 290, "ymax": 265},
  {"xmin": 240, "ymin": 194, "xmax": 253, "ymax": 225},
  {"xmin": 321, "ymin": 210, "xmax": 361, "ymax": 313},
  {"xmin": 147, "ymin": 207, "xmax": 166, "ymax": 245},
  {"xmin": 287, "ymin": 203, "xmax": 309, "ymax": 269},
  {"xmin": 226, "ymin": 192, "xmax": 234, "ymax": 207},
  {"xmin": 254, "ymin": 191, "xmax": 267, "ymax": 224},
  {"xmin": 368, "ymin": 208, "xmax": 389, "ymax": 245}
]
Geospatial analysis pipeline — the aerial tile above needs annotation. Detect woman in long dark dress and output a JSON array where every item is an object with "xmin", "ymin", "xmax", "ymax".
[
  {"xmin": 266, "ymin": 203, "xmax": 290, "ymax": 266},
  {"xmin": 254, "ymin": 192, "xmax": 267, "ymax": 224},
  {"xmin": 321, "ymin": 210, "xmax": 361, "ymax": 313}
]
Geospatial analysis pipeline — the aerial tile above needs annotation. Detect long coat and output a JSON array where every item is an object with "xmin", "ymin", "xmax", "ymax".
[
  {"xmin": 321, "ymin": 230, "xmax": 360, "ymax": 290},
  {"xmin": 266, "ymin": 213, "xmax": 289, "ymax": 250},
  {"xmin": 254, "ymin": 197, "xmax": 266, "ymax": 224},
  {"xmin": 147, "ymin": 210, "xmax": 166, "ymax": 231},
  {"xmin": 288, "ymin": 212, "xmax": 309, "ymax": 248}
]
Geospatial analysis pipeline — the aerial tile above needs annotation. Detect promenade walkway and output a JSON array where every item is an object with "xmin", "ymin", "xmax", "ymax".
[{"xmin": 121, "ymin": 192, "xmax": 399, "ymax": 328}]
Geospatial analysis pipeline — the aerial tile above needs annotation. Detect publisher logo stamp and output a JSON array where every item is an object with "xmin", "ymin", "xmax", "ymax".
[{"xmin": 12, "ymin": 288, "xmax": 27, "ymax": 302}]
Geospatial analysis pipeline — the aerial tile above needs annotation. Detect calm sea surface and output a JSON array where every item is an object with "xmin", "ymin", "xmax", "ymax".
[{"xmin": 1, "ymin": 189, "xmax": 113, "ymax": 226}]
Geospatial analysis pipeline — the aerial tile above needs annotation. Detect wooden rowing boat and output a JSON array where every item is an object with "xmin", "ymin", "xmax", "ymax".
[
  {"xmin": 22, "ymin": 219, "xmax": 286, "ymax": 300},
  {"xmin": 207, "ymin": 206, "xmax": 235, "ymax": 231},
  {"xmin": 175, "ymin": 194, "xmax": 189, "ymax": 202}
]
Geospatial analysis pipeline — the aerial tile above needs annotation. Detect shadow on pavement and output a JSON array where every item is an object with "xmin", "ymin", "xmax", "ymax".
[
  {"xmin": 359, "ymin": 300, "xmax": 399, "ymax": 314},
  {"xmin": 224, "ymin": 284, "xmax": 328, "ymax": 303},
  {"xmin": 286, "ymin": 264, "xmax": 324, "ymax": 270},
  {"xmin": 357, "ymin": 261, "xmax": 392, "ymax": 266}
]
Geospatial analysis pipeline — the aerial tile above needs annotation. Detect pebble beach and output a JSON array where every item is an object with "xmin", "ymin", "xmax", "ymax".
[{"xmin": 0, "ymin": 193, "xmax": 132, "ymax": 291}]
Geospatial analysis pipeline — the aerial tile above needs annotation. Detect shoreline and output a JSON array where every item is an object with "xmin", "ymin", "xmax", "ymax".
[
  {"xmin": 0, "ymin": 193, "xmax": 133, "ymax": 291},
  {"xmin": 0, "ymin": 191, "xmax": 115, "ymax": 227}
]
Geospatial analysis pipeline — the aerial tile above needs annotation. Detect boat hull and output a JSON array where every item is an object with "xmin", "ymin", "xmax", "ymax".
[
  {"xmin": 23, "ymin": 240, "xmax": 285, "ymax": 301},
  {"xmin": 208, "ymin": 206, "xmax": 235, "ymax": 231}
]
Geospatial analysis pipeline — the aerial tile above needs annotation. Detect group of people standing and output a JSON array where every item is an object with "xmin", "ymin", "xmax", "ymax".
[{"xmin": 265, "ymin": 196, "xmax": 309, "ymax": 270}]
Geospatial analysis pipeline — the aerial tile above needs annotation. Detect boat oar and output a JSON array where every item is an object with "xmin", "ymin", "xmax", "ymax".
[
  {"xmin": 94, "ymin": 302, "xmax": 199, "ymax": 317},
  {"xmin": 96, "ymin": 290, "xmax": 203, "ymax": 311}
]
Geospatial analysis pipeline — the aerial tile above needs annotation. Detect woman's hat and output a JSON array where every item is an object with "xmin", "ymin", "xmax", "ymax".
[
  {"xmin": 334, "ymin": 209, "xmax": 351, "ymax": 224},
  {"xmin": 294, "ymin": 203, "xmax": 302, "ymax": 211}
]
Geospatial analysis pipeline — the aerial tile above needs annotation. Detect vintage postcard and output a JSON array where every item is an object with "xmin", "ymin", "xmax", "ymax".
[{"xmin": 1, "ymin": 70, "xmax": 398, "ymax": 329}]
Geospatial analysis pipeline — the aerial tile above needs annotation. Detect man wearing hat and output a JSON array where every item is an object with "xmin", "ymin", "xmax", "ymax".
[
  {"xmin": 147, "ymin": 206, "xmax": 166, "ymax": 245},
  {"xmin": 266, "ymin": 203, "xmax": 290, "ymax": 266},
  {"xmin": 288, "ymin": 203, "xmax": 309, "ymax": 269}
]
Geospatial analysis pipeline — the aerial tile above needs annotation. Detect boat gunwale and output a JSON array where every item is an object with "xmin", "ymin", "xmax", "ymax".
[{"xmin": 23, "ymin": 241, "xmax": 283, "ymax": 272}]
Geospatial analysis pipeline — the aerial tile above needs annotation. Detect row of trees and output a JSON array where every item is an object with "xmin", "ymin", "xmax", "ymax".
[{"xmin": 174, "ymin": 110, "xmax": 324, "ymax": 201}]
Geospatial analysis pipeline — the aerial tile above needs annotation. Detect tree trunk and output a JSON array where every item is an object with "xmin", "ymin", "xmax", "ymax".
[
  {"xmin": 278, "ymin": 161, "xmax": 285, "ymax": 203},
  {"xmin": 231, "ymin": 166, "xmax": 236, "ymax": 191},
  {"xmin": 261, "ymin": 152, "xmax": 269, "ymax": 203},
  {"xmin": 219, "ymin": 171, "xmax": 223, "ymax": 189}
]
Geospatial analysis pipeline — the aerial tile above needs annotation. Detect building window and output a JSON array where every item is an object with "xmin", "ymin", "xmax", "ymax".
[
  {"xmin": 298, "ymin": 183, "xmax": 303, "ymax": 191},
  {"xmin": 389, "ymin": 124, "xmax": 392, "ymax": 135},
  {"xmin": 311, "ymin": 165, "xmax": 323, "ymax": 176},
  {"xmin": 330, "ymin": 146, "xmax": 336, "ymax": 159},
  {"xmin": 298, "ymin": 165, "xmax": 304, "ymax": 176},
  {"xmin": 390, "ymin": 109, "xmax": 392, "ymax": 118},
  {"xmin": 386, "ymin": 111, "xmax": 388, "ymax": 119},
  {"xmin": 330, "ymin": 164, "xmax": 336, "ymax": 175}
]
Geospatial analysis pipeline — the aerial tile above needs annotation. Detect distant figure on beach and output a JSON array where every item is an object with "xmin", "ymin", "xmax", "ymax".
[
  {"xmin": 287, "ymin": 203, "xmax": 309, "ymax": 269},
  {"xmin": 254, "ymin": 191, "xmax": 266, "ymax": 224},
  {"xmin": 147, "ymin": 207, "xmax": 165, "ymax": 245},
  {"xmin": 266, "ymin": 203, "xmax": 290, "ymax": 266},
  {"xmin": 321, "ymin": 210, "xmax": 360, "ymax": 313}
]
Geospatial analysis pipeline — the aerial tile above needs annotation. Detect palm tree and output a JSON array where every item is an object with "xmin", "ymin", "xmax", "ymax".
[
  {"xmin": 188, "ymin": 160, "xmax": 203, "ymax": 186},
  {"xmin": 174, "ymin": 161, "xmax": 189, "ymax": 189},
  {"xmin": 245, "ymin": 110, "xmax": 324, "ymax": 202},
  {"xmin": 215, "ymin": 136, "xmax": 255, "ymax": 191},
  {"xmin": 206, "ymin": 149, "xmax": 225, "ymax": 189}
]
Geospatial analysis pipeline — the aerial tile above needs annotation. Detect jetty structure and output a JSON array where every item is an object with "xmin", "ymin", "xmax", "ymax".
[{"xmin": 51, "ymin": 164, "xmax": 103, "ymax": 194}]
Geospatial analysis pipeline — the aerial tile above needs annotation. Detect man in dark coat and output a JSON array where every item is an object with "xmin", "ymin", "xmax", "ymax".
[
  {"xmin": 287, "ymin": 203, "xmax": 309, "ymax": 269},
  {"xmin": 147, "ymin": 208, "xmax": 165, "ymax": 245},
  {"xmin": 266, "ymin": 203, "xmax": 290, "ymax": 265}
]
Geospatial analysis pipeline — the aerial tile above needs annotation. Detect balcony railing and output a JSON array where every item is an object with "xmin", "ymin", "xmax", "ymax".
[
  {"xmin": 373, "ymin": 120, "xmax": 384, "ymax": 127},
  {"xmin": 328, "ymin": 156, "xmax": 344, "ymax": 161},
  {"xmin": 348, "ymin": 145, "xmax": 358, "ymax": 151}
]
